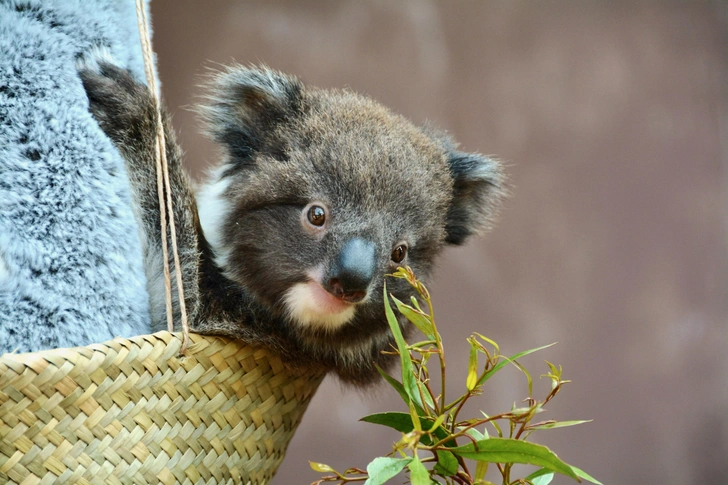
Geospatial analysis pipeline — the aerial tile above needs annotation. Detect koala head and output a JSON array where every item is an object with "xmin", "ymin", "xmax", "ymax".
[{"xmin": 195, "ymin": 66, "xmax": 504, "ymax": 382}]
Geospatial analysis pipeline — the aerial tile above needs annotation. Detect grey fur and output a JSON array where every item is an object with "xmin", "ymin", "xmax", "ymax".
[
  {"xmin": 0, "ymin": 0, "xmax": 151, "ymax": 354},
  {"xmin": 78, "ymin": 61, "xmax": 505, "ymax": 385}
]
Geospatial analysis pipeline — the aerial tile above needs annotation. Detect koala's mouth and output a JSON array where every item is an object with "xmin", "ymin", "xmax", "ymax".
[
  {"xmin": 283, "ymin": 280, "xmax": 358, "ymax": 331},
  {"xmin": 307, "ymin": 281, "xmax": 355, "ymax": 314}
]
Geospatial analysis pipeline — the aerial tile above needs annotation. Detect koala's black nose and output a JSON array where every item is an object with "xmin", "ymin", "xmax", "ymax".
[{"xmin": 327, "ymin": 238, "xmax": 376, "ymax": 303}]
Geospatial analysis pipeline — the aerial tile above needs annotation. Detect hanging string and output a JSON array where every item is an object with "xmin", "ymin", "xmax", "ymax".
[{"xmin": 135, "ymin": 0, "xmax": 190, "ymax": 353}]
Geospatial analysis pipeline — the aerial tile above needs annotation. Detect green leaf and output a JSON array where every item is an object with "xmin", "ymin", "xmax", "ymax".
[
  {"xmin": 542, "ymin": 361, "xmax": 565, "ymax": 389},
  {"xmin": 474, "ymin": 460, "xmax": 488, "ymax": 482},
  {"xmin": 545, "ymin": 360, "xmax": 562, "ymax": 379},
  {"xmin": 365, "ymin": 457, "xmax": 412, "ymax": 485},
  {"xmin": 309, "ymin": 461, "xmax": 335, "ymax": 473},
  {"xmin": 511, "ymin": 358, "xmax": 533, "ymax": 397},
  {"xmin": 476, "ymin": 343, "xmax": 556, "ymax": 388},
  {"xmin": 449, "ymin": 438, "xmax": 579, "ymax": 480},
  {"xmin": 481, "ymin": 412, "xmax": 503, "ymax": 438},
  {"xmin": 466, "ymin": 340, "xmax": 478, "ymax": 391},
  {"xmin": 464, "ymin": 427, "xmax": 487, "ymax": 441},
  {"xmin": 433, "ymin": 450, "xmax": 459, "ymax": 477},
  {"xmin": 361, "ymin": 412, "xmax": 417, "ymax": 430},
  {"xmin": 530, "ymin": 472, "xmax": 555, "ymax": 485},
  {"xmin": 429, "ymin": 413, "xmax": 447, "ymax": 433},
  {"xmin": 528, "ymin": 420, "xmax": 592, "ymax": 430},
  {"xmin": 473, "ymin": 332, "xmax": 499, "ymax": 354},
  {"xmin": 408, "ymin": 456, "xmax": 430, "ymax": 485},
  {"xmin": 525, "ymin": 468, "xmax": 554, "ymax": 482},
  {"xmin": 509, "ymin": 404, "xmax": 540, "ymax": 419},
  {"xmin": 384, "ymin": 283, "xmax": 423, "ymax": 409},
  {"xmin": 571, "ymin": 465, "xmax": 603, "ymax": 485},
  {"xmin": 376, "ymin": 364, "xmax": 410, "ymax": 407},
  {"xmin": 418, "ymin": 380, "xmax": 436, "ymax": 410},
  {"xmin": 391, "ymin": 295, "xmax": 434, "ymax": 340},
  {"xmin": 361, "ymin": 412, "xmax": 417, "ymax": 433},
  {"xmin": 409, "ymin": 400, "xmax": 422, "ymax": 432},
  {"xmin": 361, "ymin": 412, "xmax": 449, "ymax": 444},
  {"xmin": 361, "ymin": 412, "xmax": 457, "ymax": 473}
]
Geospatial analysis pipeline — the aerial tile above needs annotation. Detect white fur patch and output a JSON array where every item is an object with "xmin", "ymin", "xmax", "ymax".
[
  {"xmin": 284, "ymin": 282, "xmax": 356, "ymax": 331},
  {"xmin": 75, "ymin": 46, "xmax": 119, "ymax": 73},
  {"xmin": 196, "ymin": 164, "xmax": 234, "ymax": 269}
]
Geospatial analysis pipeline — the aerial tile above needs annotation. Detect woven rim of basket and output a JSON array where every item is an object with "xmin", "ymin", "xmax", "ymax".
[{"xmin": 0, "ymin": 332, "xmax": 325, "ymax": 484}]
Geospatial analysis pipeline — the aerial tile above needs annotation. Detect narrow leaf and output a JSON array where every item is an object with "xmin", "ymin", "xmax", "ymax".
[
  {"xmin": 309, "ymin": 462, "xmax": 335, "ymax": 473},
  {"xmin": 376, "ymin": 364, "xmax": 410, "ymax": 407},
  {"xmin": 473, "ymin": 332, "xmax": 499, "ymax": 354},
  {"xmin": 384, "ymin": 283, "xmax": 423, "ymax": 409},
  {"xmin": 466, "ymin": 340, "xmax": 478, "ymax": 391},
  {"xmin": 410, "ymin": 296, "xmax": 423, "ymax": 312},
  {"xmin": 418, "ymin": 380, "xmax": 436, "ymax": 410},
  {"xmin": 476, "ymin": 343, "xmax": 557, "ymax": 388},
  {"xmin": 361, "ymin": 412, "xmax": 449, "ymax": 443},
  {"xmin": 391, "ymin": 295, "xmax": 434, "ymax": 339},
  {"xmin": 449, "ymin": 438, "xmax": 579, "ymax": 480},
  {"xmin": 474, "ymin": 460, "xmax": 488, "ymax": 482},
  {"xmin": 545, "ymin": 361, "xmax": 561, "ymax": 378},
  {"xmin": 572, "ymin": 466, "xmax": 603, "ymax": 485},
  {"xmin": 525, "ymin": 468, "xmax": 553, "ymax": 482},
  {"xmin": 429, "ymin": 413, "xmax": 447, "ymax": 433},
  {"xmin": 511, "ymin": 358, "xmax": 533, "ymax": 398},
  {"xmin": 408, "ymin": 456, "xmax": 430, "ymax": 485},
  {"xmin": 365, "ymin": 457, "xmax": 412, "ymax": 485},
  {"xmin": 481, "ymin": 411, "xmax": 503, "ymax": 438},
  {"xmin": 529, "ymin": 420, "xmax": 592, "ymax": 430},
  {"xmin": 463, "ymin": 427, "xmax": 487, "ymax": 441},
  {"xmin": 409, "ymin": 399, "xmax": 422, "ymax": 432},
  {"xmin": 531, "ymin": 472, "xmax": 555, "ymax": 485},
  {"xmin": 361, "ymin": 412, "xmax": 417, "ymax": 433}
]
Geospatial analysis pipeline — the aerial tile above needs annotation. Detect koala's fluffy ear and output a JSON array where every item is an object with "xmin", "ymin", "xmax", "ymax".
[
  {"xmin": 445, "ymin": 151, "xmax": 505, "ymax": 245},
  {"xmin": 197, "ymin": 65, "xmax": 303, "ymax": 163}
]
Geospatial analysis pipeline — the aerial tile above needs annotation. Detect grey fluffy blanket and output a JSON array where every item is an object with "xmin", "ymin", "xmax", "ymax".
[{"xmin": 0, "ymin": 0, "xmax": 151, "ymax": 353}]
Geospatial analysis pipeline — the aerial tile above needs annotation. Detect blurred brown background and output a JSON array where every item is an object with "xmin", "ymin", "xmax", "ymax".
[{"xmin": 150, "ymin": 1, "xmax": 728, "ymax": 484}]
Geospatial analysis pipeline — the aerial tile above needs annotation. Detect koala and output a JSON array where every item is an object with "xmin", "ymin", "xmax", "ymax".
[{"xmin": 78, "ymin": 61, "xmax": 504, "ymax": 386}]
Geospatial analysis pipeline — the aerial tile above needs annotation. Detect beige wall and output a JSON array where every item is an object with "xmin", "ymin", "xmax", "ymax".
[{"xmin": 150, "ymin": 2, "xmax": 728, "ymax": 483}]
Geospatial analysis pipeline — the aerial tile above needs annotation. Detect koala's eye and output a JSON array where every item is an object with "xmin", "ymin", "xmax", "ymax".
[
  {"xmin": 391, "ymin": 244, "xmax": 407, "ymax": 263},
  {"xmin": 307, "ymin": 205, "xmax": 326, "ymax": 226}
]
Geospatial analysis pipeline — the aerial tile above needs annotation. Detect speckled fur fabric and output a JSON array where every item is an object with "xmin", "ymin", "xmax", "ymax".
[{"xmin": 0, "ymin": 0, "xmax": 151, "ymax": 353}]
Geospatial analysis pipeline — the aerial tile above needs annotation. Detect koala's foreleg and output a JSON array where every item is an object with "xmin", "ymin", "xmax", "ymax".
[{"xmin": 79, "ymin": 63, "xmax": 202, "ymax": 330}]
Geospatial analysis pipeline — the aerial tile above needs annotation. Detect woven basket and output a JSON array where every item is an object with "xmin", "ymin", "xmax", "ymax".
[{"xmin": 0, "ymin": 331, "xmax": 325, "ymax": 485}]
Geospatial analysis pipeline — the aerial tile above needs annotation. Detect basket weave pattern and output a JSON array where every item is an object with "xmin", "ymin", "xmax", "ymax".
[{"xmin": 0, "ymin": 332, "xmax": 324, "ymax": 484}]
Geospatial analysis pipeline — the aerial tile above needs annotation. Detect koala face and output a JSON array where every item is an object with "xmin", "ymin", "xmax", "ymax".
[
  {"xmin": 77, "ymin": 57, "xmax": 504, "ymax": 385},
  {"xmin": 195, "ymin": 66, "xmax": 503, "ymax": 379}
]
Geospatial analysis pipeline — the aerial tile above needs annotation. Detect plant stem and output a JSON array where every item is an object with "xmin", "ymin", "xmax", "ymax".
[
  {"xmin": 424, "ymin": 289, "xmax": 447, "ymax": 413},
  {"xmin": 450, "ymin": 391, "xmax": 473, "ymax": 432},
  {"xmin": 423, "ymin": 379, "xmax": 441, "ymax": 415},
  {"xmin": 496, "ymin": 463, "xmax": 506, "ymax": 484}
]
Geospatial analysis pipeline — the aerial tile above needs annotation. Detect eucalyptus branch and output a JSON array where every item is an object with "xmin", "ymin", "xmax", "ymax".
[{"xmin": 311, "ymin": 267, "xmax": 600, "ymax": 485}]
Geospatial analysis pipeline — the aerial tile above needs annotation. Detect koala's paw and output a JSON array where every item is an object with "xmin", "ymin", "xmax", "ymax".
[{"xmin": 77, "ymin": 48, "xmax": 156, "ymax": 146}]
